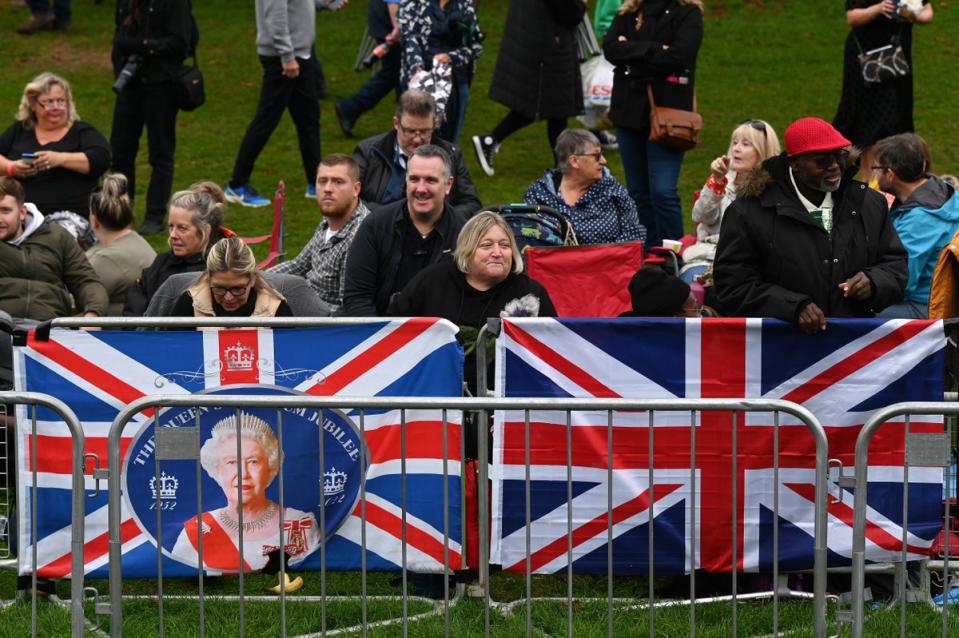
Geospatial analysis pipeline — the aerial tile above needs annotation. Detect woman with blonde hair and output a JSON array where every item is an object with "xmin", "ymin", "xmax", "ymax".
[
  {"xmin": 0, "ymin": 72, "xmax": 110, "ymax": 218},
  {"xmin": 171, "ymin": 236, "xmax": 292, "ymax": 317},
  {"xmin": 86, "ymin": 173, "xmax": 157, "ymax": 315},
  {"xmin": 123, "ymin": 181, "xmax": 234, "ymax": 316},
  {"xmin": 682, "ymin": 119, "xmax": 781, "ymax": 282}
]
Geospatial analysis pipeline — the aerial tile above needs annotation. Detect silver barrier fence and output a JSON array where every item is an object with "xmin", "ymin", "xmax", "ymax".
[
  {"xmin": 849, "ymin": 402, "xmax": 959, "ymax": 638},
  {"xmin": 103, "ymin": 394, "xmax": 830, "ymax": 638},
  {"xmin": 0, "ymin": 391, "xmax": 87, "ymax": 637}
]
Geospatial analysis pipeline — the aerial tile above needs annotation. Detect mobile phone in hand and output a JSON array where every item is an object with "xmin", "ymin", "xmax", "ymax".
[{"xmin": 21, "ymin": 152, "xmax": 36, "ymax": 166}]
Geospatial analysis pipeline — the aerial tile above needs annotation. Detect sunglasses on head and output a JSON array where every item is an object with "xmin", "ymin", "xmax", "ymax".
[{"xmin": 740, "ymin": 119, "xmax": 767, "ymax": 134}]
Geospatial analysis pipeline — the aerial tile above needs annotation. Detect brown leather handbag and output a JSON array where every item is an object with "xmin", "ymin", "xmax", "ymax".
[{"xmin": 647, "ymin": 85, "xmax": 702, "ymax": 151}]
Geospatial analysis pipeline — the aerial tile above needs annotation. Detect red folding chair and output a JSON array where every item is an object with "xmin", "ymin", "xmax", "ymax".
[
  {"xmin": 242, "ymin": 181, "xmax": 286, "ymax": 269},
  {"xmin": 524, "ymin": 241, "xmax": 644, "ymax": 317}
]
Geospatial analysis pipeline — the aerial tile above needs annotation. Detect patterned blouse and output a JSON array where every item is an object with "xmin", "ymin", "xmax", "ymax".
[{"xmin": 524, "ymin": 169, "xmax": 646, "ymax": 245}]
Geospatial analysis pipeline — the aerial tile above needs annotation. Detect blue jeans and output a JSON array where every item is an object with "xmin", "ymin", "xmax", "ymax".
[
  {"xmin": 338, "ymin": 43, "xmax": 401, "ymax": 120},
  {"xmin": 26, "ymin": 0, "xmax": 70, "ymax": 24},
  {"xmin": 437, "ymin": 80, "xmax": 469, "ymax": 145},
  {"xmin": 876, "ymin": 299, "xmax": 927, "ymax": 319},
  {"xmin": 616, "ymin": 126, "xmax": 685, "ymax": 250}
]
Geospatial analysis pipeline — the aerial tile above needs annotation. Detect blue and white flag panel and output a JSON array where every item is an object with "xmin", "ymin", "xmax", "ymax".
[
  {"xmin": 14, "ymin": 320, "xmax": 464, "ymax": 578},
  {"xmin": 490, "ymin": 318, "xmax": 946, "ymax": 574}
]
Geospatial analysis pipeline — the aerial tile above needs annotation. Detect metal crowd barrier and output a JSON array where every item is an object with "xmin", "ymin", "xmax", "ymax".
[
  {"xmin": 849, "ymin": 402, "xmax": 959, "ymax": 638},
  {"xmin": 105, "ymin": 394, "xmax": 469, "ymax": 638},
  {"xmin": 18, "ymin": 318, "xmax": 834, "ymax": 636},
  {"xmin": 0, "ymin": 391, "xmax": 87, "ymax": 638},
  {"xmin": 100, "ymin": 394, "xmax": 830, "ymax": 638}
]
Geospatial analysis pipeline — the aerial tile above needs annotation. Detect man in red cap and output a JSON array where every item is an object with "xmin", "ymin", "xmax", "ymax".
[{"xmin": 712, "ymin": 116, "xmax": 906, "ymax": 334}]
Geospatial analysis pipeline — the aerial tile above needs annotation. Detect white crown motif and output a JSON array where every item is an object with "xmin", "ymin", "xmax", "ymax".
[
  {"xmin": 149, "ymin": 472, "xmax": 179, "ymax": 500},
  {"xmin": 224, "ymin": 342, "xmax": 256, "ymax": 371},
  {"xmin": 323, "ymin": 468, "xmax": 347, "ymax": 495}
]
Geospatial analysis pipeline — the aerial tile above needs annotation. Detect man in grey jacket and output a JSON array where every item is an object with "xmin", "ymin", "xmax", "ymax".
[{"xmin": 224, "ymin": 0, "xmax": 342, "ymax": 208}]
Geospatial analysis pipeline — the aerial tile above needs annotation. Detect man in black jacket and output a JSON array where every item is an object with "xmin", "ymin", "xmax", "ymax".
[
  {"xmin": 342, "ymin": 144, "xmax": 466, "ymax": 316},
  {"xmin": 713, "ymin": 117, "xmax": 907, "ymax": 334},
  {"xmin": 352, "ymin": 90, "xmax": 481, "ymax": 219}
]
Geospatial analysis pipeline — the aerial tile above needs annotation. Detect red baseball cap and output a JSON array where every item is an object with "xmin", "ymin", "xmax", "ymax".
[{"xmin": 784, "ymin": 117, "xmax": 851, "ymax": 156}]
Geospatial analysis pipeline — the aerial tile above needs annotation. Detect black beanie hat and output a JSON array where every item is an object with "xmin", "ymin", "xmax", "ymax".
[{"xmin": 621, "ymin": 267, "xmax": 691, "ymax": 317}]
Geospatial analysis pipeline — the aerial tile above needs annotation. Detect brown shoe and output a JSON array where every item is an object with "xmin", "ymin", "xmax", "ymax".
[{"xmin": 16, "ymin": 13, "xmax": 55, "ymax": 34}]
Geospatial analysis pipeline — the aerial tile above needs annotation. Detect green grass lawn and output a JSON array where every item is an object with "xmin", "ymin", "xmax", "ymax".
[
  {"xmin": 0, "ymin": 0, "xmax": 956, "ymax": 260},
  {"xmin": 1, "ymin": 567, "xmax": 958, "ymax": 637}
]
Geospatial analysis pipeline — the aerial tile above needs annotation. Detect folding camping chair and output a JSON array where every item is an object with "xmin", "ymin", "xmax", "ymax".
[
  {"xmin": 242, "ymin": 181, "xmax": 286, "ymax": 269},
  {"xmin": 479, "ymin": 203, "xmax": 577, "ymax": 251},
  {"xmin": 524, "ymin": 241, "xmax": 644, "ymax": 317}
]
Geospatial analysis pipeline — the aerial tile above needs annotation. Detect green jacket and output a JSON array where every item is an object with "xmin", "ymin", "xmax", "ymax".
[
  {"xmin": 593, "ymin": 0, "xmax": 620, "ymax": 39},
  {"xmin": 0, "ymin": 219, "xmax": 109, "ymax": 321}
]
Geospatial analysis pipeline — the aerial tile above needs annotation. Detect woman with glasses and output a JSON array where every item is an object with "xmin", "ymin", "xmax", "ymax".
[
  {"xmin": 0, "ymin": 72, "xmax": 110, "ymax": 219},
  {"xmin": 124, "ymin": 182, "xmax": 234, "ymax": 316},
  {"xmin": 171, "ymin": 236, "xmax": 292, "ymax": 317},
  {"xmin": 683, "ymin": 119, "xmax": 780, "ymax": 282},
  {"xmin": 603, "ymin": 0, "xmax": 704, "ymax": 250},
  {"xmin": 833, "ymin": 0, "xmax": 933, "ymax": 177},
  {"xmin": 523, "ymin": 128, "xmax": 646, "ymax": 246}
]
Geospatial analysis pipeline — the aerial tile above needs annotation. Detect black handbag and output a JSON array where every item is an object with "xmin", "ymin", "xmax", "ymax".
[
  {"xmin": 853, "ymin": 32, "xmax": 910, "ymax": 85},
  {"xmin": 176, "ymin": 56, "xmax": 205, "ymax": 111}
]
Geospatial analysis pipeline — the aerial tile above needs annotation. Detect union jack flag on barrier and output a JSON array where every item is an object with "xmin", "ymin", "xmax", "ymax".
[
  {"xmin": 490, "ymin": 318, "xmax": 946, "ymax": 574},
  {"xmin": 14, "ymin": 320, "xmax": 464, "ymax": 578}
]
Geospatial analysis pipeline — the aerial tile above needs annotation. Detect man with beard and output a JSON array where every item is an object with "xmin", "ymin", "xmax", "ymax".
[
  {"xmin": 871, "ymin": 133, "xmax": 959, "ymax": 319},
  {"xmin": 713, "ymin": 117, "xmax": 907, "ymax": 334},
  {"xmin": 342, "ymin": 144, "xmax": 466, "ymax": 316},
  {"xmin": 269, "ymin": 154, "xmax": 370, "ymax": 313}
]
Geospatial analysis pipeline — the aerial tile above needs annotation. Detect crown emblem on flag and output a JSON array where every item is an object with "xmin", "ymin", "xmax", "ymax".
[
  {"xmin": 149, "ymin": 472, "xmax": 179, "ymax": 500},
  {"xmin": 224, "ymin": 342, "xmax": 256, "ymax": 371},
  {"xmin": 322, "ymin": 468, "xmax": 347, "ymax": 495}
]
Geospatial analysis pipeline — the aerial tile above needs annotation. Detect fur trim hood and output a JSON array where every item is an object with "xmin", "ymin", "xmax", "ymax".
[{"xmin": 735, "ymin": 147, "xmax": 862, "ymax": 199}]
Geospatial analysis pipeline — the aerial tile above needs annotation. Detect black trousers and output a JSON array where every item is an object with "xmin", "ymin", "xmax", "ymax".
[
  {"xmin": 110, "ymin": 81, "xmax": 179, "ymax": 222},
  {"xmin": 230, "ymin": 55, "xmax": 321, "ymax": 188}
]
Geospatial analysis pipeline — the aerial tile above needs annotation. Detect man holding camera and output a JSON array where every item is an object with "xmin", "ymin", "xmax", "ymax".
[{"xmin": 109, "ymin": 0, "xmax": 194, "ymax": 236}]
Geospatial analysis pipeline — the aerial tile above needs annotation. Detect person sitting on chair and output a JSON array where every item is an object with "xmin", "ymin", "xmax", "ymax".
[
  {"xmin": 524, "ymin": 128, "xmax": 645, "ymax": 246},
  {"xmin": 352, "ymin": 90, "xmax": 481, "ymax": 218},
  {"xmin": 170, "ymin": 236, "xmax": 293, "ymax": 317}
]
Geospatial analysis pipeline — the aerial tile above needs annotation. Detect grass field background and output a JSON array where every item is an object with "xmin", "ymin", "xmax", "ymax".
[
  {"xmin": 0, "ymin": 0, "xmax": 956, "ymax": 259},
  {"xmin": 2, "ymin": 1, "xmax": 959, "ymax": 634}
]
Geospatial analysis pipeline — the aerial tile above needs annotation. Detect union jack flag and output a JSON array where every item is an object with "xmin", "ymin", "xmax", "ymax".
[
  {"xmin": 14, "ymin": 319, "xmax": 465, "ymax": 578},
  {"xmin": 490, "ymin": 318, "xmax": 945, "ymax": 574}
]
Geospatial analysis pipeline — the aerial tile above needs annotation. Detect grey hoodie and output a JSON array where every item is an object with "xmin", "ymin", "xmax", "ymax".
[
  {"xmin": 256, "ymin": 0, "xmax": 336, "ymax": 62},
  {"xmin": 6, "ymin": 203, "xmax": 43, "ymax": 247}
]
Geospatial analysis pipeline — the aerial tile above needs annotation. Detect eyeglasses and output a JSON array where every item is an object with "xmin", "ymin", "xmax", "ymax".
[
  {"xmin": 210, "ymin": 283, "xmax": 251, "ymax": 298},
  {"xmin": 871, "ymin": 165, "xmax": 889, "ymax": 172},
  {"xmin": 575, "ymin": 151, "xmax": 604, "ymax": 161},
  {"xmin": 36, "ymin": 98, "xmax": 67, "ymax": 109},
  {"xmin": 397, "ymin": 121, "xmax": 434, "ymax": 139},
  {"xmin": 804, "ymin": 149, "xmax": 850, "ymax": 170}
]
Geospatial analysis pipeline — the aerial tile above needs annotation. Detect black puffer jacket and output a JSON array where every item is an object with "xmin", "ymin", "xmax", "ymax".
[
  {"xmin": 353, "ymin": 131, "xmax": 482, "ymax": 219},
  {"xmin": 488, "ymin": 0, "xmax": 585, "ymax": 120},
  {"xmin": 112, "ymin": 0, "xmax": 192, "ymax": 85},
  {"xmin": 713, "ymin": 154, "xmax": 907, "ymax": 321},
  {"xmin": 602, "ymin": 0, "xmax": 703, "ymax": 131}
]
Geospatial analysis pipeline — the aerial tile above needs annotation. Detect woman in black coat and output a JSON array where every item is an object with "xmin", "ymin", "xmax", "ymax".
[
  {"xmin": 470, "ymin": 0, "xmax": 586, "ymax": 177},
  {"xmin": 603, "ymin": 0, "xmax": 703, "ymax": 250}
]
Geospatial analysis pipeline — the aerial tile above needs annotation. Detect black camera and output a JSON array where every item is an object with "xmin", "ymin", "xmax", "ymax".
[{"xmin": 112, "ymin": 55, "xmax": 144, "ymax": 94}]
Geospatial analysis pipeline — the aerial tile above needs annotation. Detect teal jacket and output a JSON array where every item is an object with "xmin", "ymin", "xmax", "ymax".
[{"xmin": 891, "ymin": 176, "xmax": 959, "ymax": 305}]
